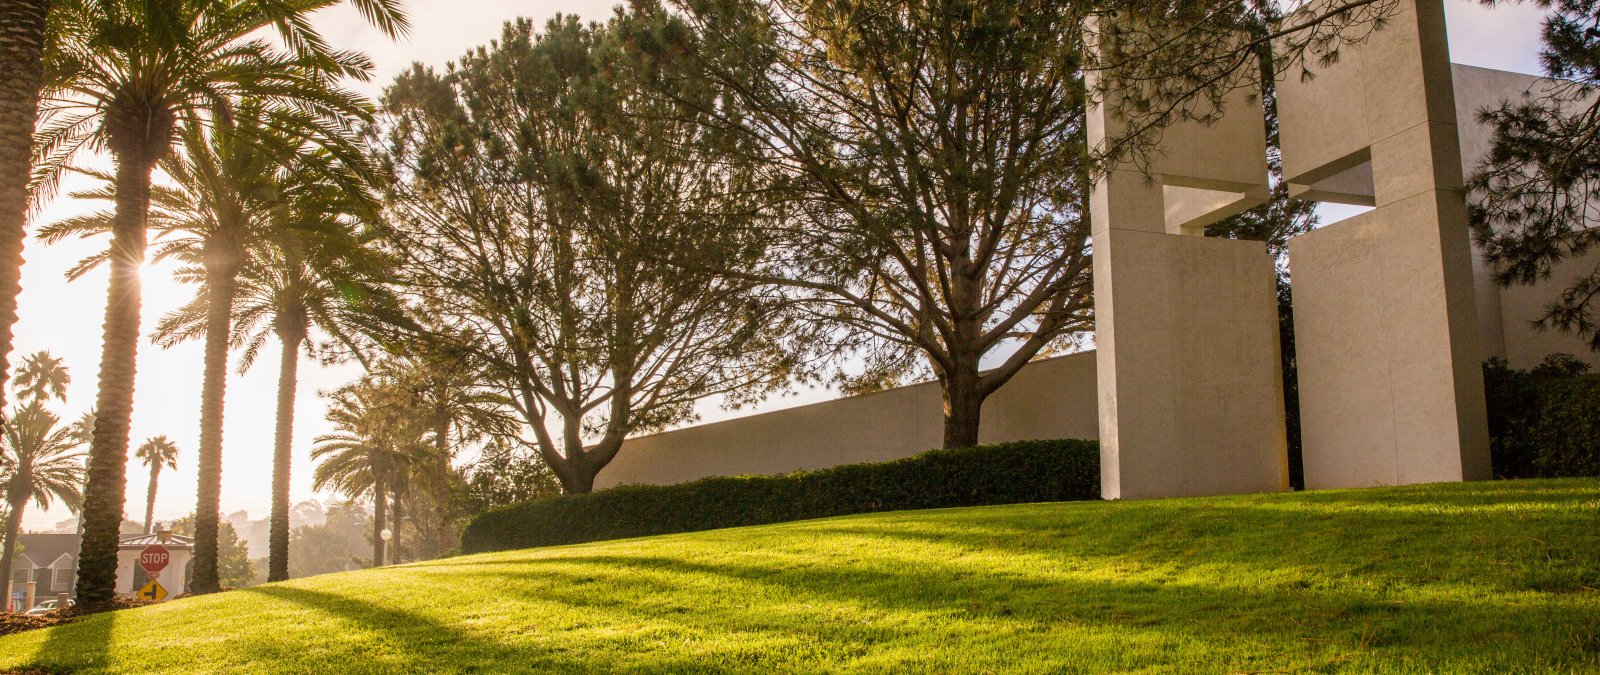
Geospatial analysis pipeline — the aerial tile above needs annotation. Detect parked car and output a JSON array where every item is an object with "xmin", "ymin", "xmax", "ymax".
[{"xmin": 24, "ymin": 599, "xmax": 73, "ymax": 616}]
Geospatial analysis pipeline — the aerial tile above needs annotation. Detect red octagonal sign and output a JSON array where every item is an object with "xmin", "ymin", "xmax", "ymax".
[{"xmin": 139, "ymin": 544, "xmax": 170, "ymax": 575}]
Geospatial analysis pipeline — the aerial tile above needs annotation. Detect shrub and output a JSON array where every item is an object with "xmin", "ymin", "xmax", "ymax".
[
  {"xmin": 1483, "ymin": 355, "xmax": 1600, "ymax": 478},
  {"xmin": 461, "ymin": 439, "xmax": 1099, "ymax": 554}
]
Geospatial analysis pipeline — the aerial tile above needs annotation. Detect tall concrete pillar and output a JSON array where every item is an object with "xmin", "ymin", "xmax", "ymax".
[
  {"xmin": 1277, "ymin": 0, "xmax": 1491, "ymax": 488},
  {"xmin": 1087, "ymin": 30, "xmax": 1289, "ymax": 499}
]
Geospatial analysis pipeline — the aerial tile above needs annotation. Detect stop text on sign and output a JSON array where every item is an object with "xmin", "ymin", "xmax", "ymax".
[{"xmin": 139, "ymin": 545, "xmax": 171, "ymax": 574}]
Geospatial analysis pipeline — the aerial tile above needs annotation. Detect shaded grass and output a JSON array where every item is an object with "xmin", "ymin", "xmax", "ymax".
[{"xmin": 1, "ymin": 479, "xmax": 1596, "ymax": 673}]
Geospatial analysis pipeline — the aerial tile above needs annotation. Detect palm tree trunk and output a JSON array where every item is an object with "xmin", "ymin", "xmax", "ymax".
[
  {"xmin": 0, "ymin": 495, "xmax": 26, "ymax": 610},
  {"xmin": 434, "ymin": 410, "xmax": 451, "ymax": 556},
  {"xmin": 191, "ymin": 265, "xmax": 238, "ymax": 595},
  {"xmin": 0, "ymin": 0, "xmax": 53, "ymax": 418},
  {"xmin": 143, "ymin": 464, "xmax": 159, "ymax": 534},
  {"xmin": 77, "ymin": 150, "xmax": 158, "ymax": 605},
  {"xmin": 267, "ymin": 323, "xmax": 303, "ymax": 582},
  {"xmin": 390, "ymin": 490, "xmax": 404, "ymax": 565},
  {"xmin": 372, "ymin": 468, "xmax": 387, "ymax": 568}
]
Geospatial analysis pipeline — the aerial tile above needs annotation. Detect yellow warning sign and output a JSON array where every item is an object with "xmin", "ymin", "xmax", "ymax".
[{"xmin": 136, "ymin": 579, "xmax": 169, "ymax": 602}]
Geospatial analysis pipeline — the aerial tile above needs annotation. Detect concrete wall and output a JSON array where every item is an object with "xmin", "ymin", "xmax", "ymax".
[
  {"xmin": 1452, "ymin": 63, "xmax": 1600, "ymax": 370},
  {"xmin": 595, "ymin": 351, "xmax": 1099, "ymax": 489},
  {"xmin": 1279, "ymin": 0, "xmax": 1492, "ymax": 489},
  {"xmin": 1086, "ymin": 21, "xmax": 1287, "ymax": 500}
]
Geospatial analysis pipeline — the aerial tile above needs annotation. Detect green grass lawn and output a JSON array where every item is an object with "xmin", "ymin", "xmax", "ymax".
[{"xmin": 2, "ymin": 479, "xmax": 1597, "ymax": 674}]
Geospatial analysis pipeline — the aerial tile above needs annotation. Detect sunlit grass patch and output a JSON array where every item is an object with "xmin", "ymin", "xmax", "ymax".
[{"xmin": 1, "ymin": 478, "xmax": 1595, "ymax": 673}]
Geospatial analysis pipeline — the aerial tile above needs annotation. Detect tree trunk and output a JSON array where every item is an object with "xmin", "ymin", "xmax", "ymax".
[
  {"xmin": 267, "ymin": 323, "xmax": 303, "ymax": 582},
  {"xmin": 559, "ymin": 461, "xmax": 597, "ymax": 494},
  {"xmin": 0, "ymin": 0, "xmax": 52, "ymax": 418},
  {"xmin": 553, "ymin": 415, "xmax": 600, "ymax": 494},
  {"xmin": 371, "ymin": 468, "xmax": 387, "ymax": 568},
  {"xmin": 190, "ymin": 262, "xmax": 239, "ymax": 595},
  {"xmin": 433, "ymin": 409, "xmax": 451, "ymax": 556},
  {"xmin": 142, "ymin": 464, "xmax": 159, "ymax": 534},
  {"xmin": 0, "ymin": 495, "xmax": 26, "ymax": 609},
  {"xmin": 939, "ymin": 353, "xmax": 985, "ymax": 449},
  {"xmin": 390, "ymin": 491, "xmax": 404, "ymax": 564},
  {"xmin": 76, "ymin": 150, "xmax": 158, "ymax": 605}
]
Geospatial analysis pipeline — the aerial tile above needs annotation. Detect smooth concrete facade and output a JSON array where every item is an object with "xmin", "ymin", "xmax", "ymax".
[
  {"xmin": 594, "ymin": 352, "xmax": 1099, "ymax": 489},
  {"xmin": 1086, "ymin": 33, "xmax": 1289, "ymax": 499},
  {"xmin": 1278, "ymin": 0, "xmax": 1492, "ymax": 488}
]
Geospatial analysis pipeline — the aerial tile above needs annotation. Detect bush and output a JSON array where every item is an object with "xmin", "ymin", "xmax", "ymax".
[
  {"xmin": 1483, "ymin": 355, "xmax": 1600, "ymax": 478},
  {"xmin": 461, "ymin": 439, "xmax": 1099, "ymax": 553}
]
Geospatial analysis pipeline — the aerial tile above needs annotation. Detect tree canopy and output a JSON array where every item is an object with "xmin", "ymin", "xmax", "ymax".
[{"xmin": 1468, "ymin": 0, "xmax": 1600, "ymax": 346}]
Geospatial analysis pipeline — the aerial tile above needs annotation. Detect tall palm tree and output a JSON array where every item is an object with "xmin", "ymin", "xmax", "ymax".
[
  {"xmin": 12, "ymin": 351, "xmax": 69, "ymax": 404},
  {"xmin": 377, "ymin": 351, "xmax": 506, "ymax": 558},
  {"xmin": 142, "ymin": 105, "xmax": 380, "ymax": 592},
  {"xmin": 34, "ymin": 0, "xmax": 408, "ymax": 603},
  {"xmin": 0, "ymin": 400, "xmax": 87, "ymax": 599},
  {"xmin": 134, "ymin": 436, "xmax": 177, "ymax": 534},
  {"xmin": 0, "ymin": 0, "xmax": 54, "ymax": 420},
  {"xmin": 153, "ymin": 181, "xmax": 396, "ymax": 582},
  {"xmin": 249, "ymin": 233, "xmax": 397, "ymax": 581},
  {"xmin": 312, "ymin": 379, "xmax": 421, "ymax": 568}
]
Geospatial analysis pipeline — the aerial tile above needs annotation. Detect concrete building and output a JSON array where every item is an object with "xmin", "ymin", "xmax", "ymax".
[{"xmin": 597, "ymin": 0, "xmax": 1588, "ymax": 498}]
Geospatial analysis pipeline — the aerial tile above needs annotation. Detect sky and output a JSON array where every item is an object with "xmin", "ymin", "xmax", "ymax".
[{"xmin": 16, "ymin": 0, "xmax": 1554, "ymax": 532}]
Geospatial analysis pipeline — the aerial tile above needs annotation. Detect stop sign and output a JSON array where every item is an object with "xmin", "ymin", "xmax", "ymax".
[{"xmin": 139, "ymin": 544, "xmax": 170, "ymax": 575}]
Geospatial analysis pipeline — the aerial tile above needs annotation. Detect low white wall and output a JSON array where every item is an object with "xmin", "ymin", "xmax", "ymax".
[{"xmin": 595, "ymin": 351, "xmax": 1100, "ymax": 489}]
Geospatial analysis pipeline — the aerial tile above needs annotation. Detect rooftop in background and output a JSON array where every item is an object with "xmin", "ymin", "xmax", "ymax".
[{"xmin": 117, "ymin": 533, "xmax": 193, "ymax": 549}]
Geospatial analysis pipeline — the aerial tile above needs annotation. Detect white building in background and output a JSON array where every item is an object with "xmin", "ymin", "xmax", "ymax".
[{"xmin": 115, "ymin": 527, "xmax": 193, "ymax": 598}]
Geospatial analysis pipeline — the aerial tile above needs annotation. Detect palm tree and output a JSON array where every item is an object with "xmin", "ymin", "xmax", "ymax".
[
  {"xmin": 0, "ymin": 400, "xmax": 87, "ymax": 600},
  {"xmin": 145, "ymin": 105, "xmax": 378, "ymax": 593},
  {"xmin": 34, "ymin": 0, "xmax": 408, "ymax": 603},
  {"xmin": 12, "ymin": 351, "xmax": 69, "ymax": 404},
  {"xmin": 377, "ymin": 351, "xmax": 507, "ymax": 558},
  {"xmin": 134, "ymin": 436, "xmax": 177, "ymax": 535},
  {"xmin": 0, "ymin": 0, "xmax": 55, "ymax": 420},
  {"xmin": 67, "ymin": 409, "xmax": 94, "ymax": 446},
  {"xmin": 251, "ymin": 233, "xmax": 397, "ymax": 581},
  {"xmin": 152, "ymin": 179, "xmax": 395, "ymax": 582},
  {"xmin": 312, "ymin": 379, "xmax": 422, "ymax": 568}
]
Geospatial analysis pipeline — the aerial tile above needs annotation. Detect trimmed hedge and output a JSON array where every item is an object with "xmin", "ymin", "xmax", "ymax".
[
  {"xmin": 1484, "ymin": 356, "xmax": 1600, "ymax": 479},
  {"xmin": 461, "ymin": 438, "xmax": 1099, "ymax": 554}
]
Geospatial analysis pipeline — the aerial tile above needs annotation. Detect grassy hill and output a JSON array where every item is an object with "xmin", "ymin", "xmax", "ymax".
[{"xmin": 2, "ymin": 479, "xmax": 1596, "ymax": 674}]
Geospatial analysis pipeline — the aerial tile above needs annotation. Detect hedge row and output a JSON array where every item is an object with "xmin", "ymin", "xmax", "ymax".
[
  {"xmin": 461, "ymin": 438, "xmax": 1100, "ymax": 554},
  {"xmin": 1484, "ymin": 356, "xmax": 1600, "ymax": 479}
]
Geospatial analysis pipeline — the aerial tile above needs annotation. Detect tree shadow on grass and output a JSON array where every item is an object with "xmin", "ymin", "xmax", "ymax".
[
  {"xmin": 240, "ymin": 584, "xmax": 747, "ymax": 674},
  {"xmin": 16, "ymin": 607, "xmax": 115, "ymax": 673},
  {"xmin": 457, "ymin": 549, "xmax": 1600, "ymax": 673}
]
